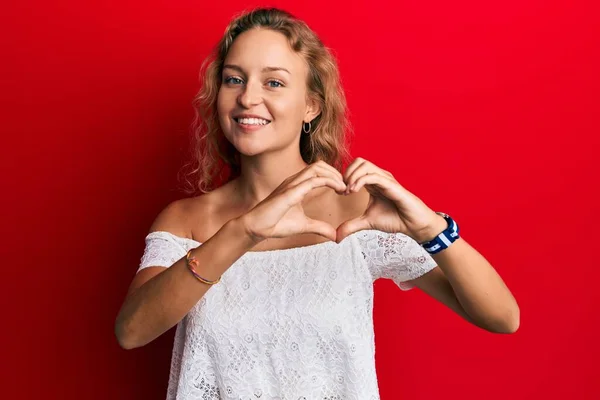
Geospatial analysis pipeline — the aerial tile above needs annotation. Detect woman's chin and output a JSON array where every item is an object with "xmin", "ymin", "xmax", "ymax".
[{"xmin": 232, "ymin": 142, "xmax": 269, "ymax": 157}]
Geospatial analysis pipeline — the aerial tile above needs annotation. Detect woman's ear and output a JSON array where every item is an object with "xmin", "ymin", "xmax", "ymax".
[{"xmin": 304, "ymin": 96, "xmax": 321, "ymax": 123}]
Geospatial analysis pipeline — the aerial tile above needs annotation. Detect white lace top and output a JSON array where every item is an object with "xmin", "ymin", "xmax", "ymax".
[{"xmin": 138, "ymin": 230, "xmax": 437, "ymax": 400}]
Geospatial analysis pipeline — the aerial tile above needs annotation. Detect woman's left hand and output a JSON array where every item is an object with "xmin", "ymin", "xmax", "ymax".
[{"xmin": 336, "ymin": 157, "xmax": 448, "ymax": 243}]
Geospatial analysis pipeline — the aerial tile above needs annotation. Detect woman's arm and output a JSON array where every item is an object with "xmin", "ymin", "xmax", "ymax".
[
  {"xmin": 114, "ymin": 202, "xmax": 255, "ymax": 350},
  {"xmin": 411, "ymin": 219, "xmax": 520, "ymax": 333},
  {"xmin": 336, "ymin": 157, "xmax": 519, "ymax": 334},
  {"xmin": 115, "ymin": 162, "xmax": 349, "ymax": 349}
]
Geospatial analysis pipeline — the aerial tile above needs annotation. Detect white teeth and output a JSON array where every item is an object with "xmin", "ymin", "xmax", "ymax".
[{"xmin": 237, "ymin": 117, "xmax": 269, "ymax": 125}]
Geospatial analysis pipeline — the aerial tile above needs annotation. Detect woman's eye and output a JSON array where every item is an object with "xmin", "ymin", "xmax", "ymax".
[
  {"xmin": 267, "ymin": 80, "xmax": 284, "ymax": 88},
  {"xmin": 224, "ymin": 77, "xmax": 243, "ymax": 85}
]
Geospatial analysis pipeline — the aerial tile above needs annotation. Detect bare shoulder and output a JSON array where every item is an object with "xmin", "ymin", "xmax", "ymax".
[
  {"xmin": 152, "ymin": 180, "xmax": 234, "ymax": 229},
  {"xmin": 148, "ymin": 196, "xmax": 202, "ymax": 238},
  {"xmin": 149, "ymin": 180, "xmax": 243, "ymax": 243},
  {"xmin": 186, "ymin": 181, "xmax": 243, "ymax": 243}
]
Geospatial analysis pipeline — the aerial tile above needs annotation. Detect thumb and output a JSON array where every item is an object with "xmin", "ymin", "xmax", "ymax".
[
  {"xmin": 336, "ymin": 216, "xmax": 371, "ymax": 243},
  {"xmin": 304, "ymin": 218, "xmax": 337, "ymax": 242}
]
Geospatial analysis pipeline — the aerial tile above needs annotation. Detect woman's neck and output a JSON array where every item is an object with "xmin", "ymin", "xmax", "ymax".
[{"xmin": 234, "ymin": 151, "xmax": 309, "ymax": 208}]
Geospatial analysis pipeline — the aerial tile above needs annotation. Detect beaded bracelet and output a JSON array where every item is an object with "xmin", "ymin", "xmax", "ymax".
[{"xmin": 185, "ymin": 249, "xmax": 221, "ymax": 285}]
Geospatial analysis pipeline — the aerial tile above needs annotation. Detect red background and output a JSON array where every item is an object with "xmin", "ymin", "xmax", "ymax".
[{"xmin": 2, "ymin": 0, "xmax": 599, "ymax": 398}]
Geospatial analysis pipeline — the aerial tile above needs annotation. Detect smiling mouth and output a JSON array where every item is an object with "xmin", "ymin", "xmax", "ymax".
[{"xmin": 233, "ymin": 117, "xmax": 271, "ymax": 126}]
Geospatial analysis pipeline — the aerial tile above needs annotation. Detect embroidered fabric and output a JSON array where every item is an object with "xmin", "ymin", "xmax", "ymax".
[{"xmin": 137, "ymin": 229, "xmax": 437, "ymax": 400}]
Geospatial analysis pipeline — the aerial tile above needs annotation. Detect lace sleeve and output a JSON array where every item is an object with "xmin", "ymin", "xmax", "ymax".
[
  {"xmin": 357, "ymin": 230, "xmax": 438, "ymax": 290},
  {"xmin": 137, "ymin": 231, "xmax": 199, "ymax": 273}
]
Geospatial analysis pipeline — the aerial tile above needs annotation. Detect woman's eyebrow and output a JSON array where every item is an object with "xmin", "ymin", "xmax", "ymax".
[
  {"xmin": 223, "ymin": 64, "xmax": 291, "ymax": 75},
  {"xmin": 262, "ymin": 66, "xmax": 291, "ymax": 75}
]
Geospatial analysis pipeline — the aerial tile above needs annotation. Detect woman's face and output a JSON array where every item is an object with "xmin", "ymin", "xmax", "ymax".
[{"xmin": 217, "ymin": 28, "xmax": 319, "ymax": 157}]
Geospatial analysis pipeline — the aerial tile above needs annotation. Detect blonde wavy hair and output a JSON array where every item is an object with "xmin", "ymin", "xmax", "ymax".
[{"xmin": 181, "ymin": 7, "xmax": 351, "ymax": 194}]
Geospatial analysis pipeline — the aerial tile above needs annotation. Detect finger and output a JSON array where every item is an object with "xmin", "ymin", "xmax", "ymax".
[
  {"xmin": 305, "ymin": 217, "xmax": 337, "ymax": 242},
  {"xmin": 350, "ymin": 172, "xmax": 395, "ymax": 194},
  {"xmin": 336, "ymin": 215, "xmax": 371, "ymax": 243},
  {"xmin": 285, "ymin": 176, "xmax": 347, "ymax": 205},
  {"xmin": 312, "ymin": 163, "xmax": 346, "ymax": 192},
  {"xmin": 342, "ymin": 157, "xmax": 366, "ymax": 183},
  {"xmin": 288, "ymin": 163, "xmax": 346, "ymax": 193},
  {"xmin": 380, "ymin": 168, "xmax": 395, "ymax": 179},
  {"xmin": 314, "ymin": 160, "xmax": 345, "ymax": 182},
  {"xmin": 345, "ymin": 161, "xmax": 382, "ymax": 191}
]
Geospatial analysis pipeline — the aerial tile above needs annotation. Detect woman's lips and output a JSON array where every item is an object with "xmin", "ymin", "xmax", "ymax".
[{"xmin": 234, "ymin": 118, "xmax": 271, "ymax": 132}]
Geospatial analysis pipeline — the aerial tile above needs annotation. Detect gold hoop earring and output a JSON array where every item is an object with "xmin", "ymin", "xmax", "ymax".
[{"xmin": 303, "ymin": 121, "xmax": 311, "ymax": 134}]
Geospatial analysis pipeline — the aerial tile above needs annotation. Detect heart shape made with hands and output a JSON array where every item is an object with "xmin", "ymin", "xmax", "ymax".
[{"xmin": 314, "ymin": 158, "xmax": 445, "ymax": 244}]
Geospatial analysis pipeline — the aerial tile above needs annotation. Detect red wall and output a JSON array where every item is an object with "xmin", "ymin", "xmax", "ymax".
[{"xmin": 3, "ymin": 0, "xmax": 598, "ymax": 398}]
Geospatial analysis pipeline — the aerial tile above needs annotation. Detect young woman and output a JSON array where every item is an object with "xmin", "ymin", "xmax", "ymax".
[{"xmin": 115, "ymin": 7, "xmax": 519, "ymax": 399}]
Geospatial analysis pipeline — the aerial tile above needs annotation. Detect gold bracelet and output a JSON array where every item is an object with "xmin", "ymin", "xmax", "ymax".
[{"xmin": 185, "ymin": 249, "xmax": 221, "ymax": 285}]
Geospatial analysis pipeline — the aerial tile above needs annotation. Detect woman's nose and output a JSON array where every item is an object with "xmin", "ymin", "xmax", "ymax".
[{"xmin": 237, "ymin": 81, "xmax": 262, "ymax": 108}]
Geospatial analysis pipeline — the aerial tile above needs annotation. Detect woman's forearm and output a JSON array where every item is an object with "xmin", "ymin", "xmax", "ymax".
[
  {"xmin": 431, "ymin": 238, "xmax": 520, "ymax": 333},
  {"xmin": 114, "ymin": 217, "xmax": 256, "ymax": 349}
]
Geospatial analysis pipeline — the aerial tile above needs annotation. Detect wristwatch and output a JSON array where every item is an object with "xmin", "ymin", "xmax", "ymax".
[{"xmin": 420, "ymin": 212, "xmax": 460, "ymax": 255}]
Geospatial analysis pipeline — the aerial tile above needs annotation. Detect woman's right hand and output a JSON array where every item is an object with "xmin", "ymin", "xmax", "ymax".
[{"xmin": 239, "ymin": 161, "xmax": 347, "ymax": 243}]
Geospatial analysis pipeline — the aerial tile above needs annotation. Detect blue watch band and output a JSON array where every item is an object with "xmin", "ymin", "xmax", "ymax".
[{"xmin": 420, "ymin": 212, "xmax": 460, "ymax": 254}]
